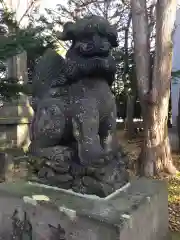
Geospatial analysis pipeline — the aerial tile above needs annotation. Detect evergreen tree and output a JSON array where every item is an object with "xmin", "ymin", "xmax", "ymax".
[{"xmin": 0, "ymin": 5, "xmax": 53, "ymax": 99}]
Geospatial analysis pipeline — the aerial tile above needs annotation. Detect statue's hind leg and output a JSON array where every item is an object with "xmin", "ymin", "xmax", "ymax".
[
  {"xmin": 29, "ymin": 99, "xmax": 66, "ymax": 151},
  {"xmin": 29, "ymin": 99, "xmax": 74, "ymax": 189}
]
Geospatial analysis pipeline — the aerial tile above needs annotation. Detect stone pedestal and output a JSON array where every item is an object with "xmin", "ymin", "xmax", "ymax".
[{"xmin": 0, "ymin": 178, "xmax": 169, "ymax": 240}]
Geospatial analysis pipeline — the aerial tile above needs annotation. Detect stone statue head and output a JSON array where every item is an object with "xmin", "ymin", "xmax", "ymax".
[{"xmin": 58, "ymin": 15, "xmax": 118, "ymax": 85}]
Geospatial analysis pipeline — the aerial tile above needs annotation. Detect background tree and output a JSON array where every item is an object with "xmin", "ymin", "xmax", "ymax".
[
  {"xmin": 131, "ymin": 0, "xmax": 178, "ymax": 176},
  {"xmin": 0, "ymin": 4, "xmax": 50, "ymax": 99}
]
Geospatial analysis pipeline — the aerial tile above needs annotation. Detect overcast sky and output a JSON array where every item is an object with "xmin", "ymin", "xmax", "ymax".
[
  {"xmin": 39, "ymin": 0, "xmax": 64, "ymax": 12},
  {"xmin": 40, "ymin": 0, "xmax": 180, "ymax": 12},
  {"xmin": 41, "ymin": 0, "xmax": 180, "ymax": 6}
]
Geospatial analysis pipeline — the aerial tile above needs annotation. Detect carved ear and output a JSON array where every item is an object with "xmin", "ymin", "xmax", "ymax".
[
  {"xmin": 57, "ymin": 22, "xmax": 75, "ymax": 41},
  {"xmin": 109, "ymin": 25, "xmax": 119, "ymax": 48},
  {"xmin": 110, "ymin": 36, "xmax": 119, "ymax": 48}
]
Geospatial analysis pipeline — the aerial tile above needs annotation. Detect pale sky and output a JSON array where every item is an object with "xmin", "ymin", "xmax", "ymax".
[
  {"xmin": 40, "ymin": 0, "xmax": 60, "ymax": 8},
  {"xmin": 39, "ymin": 0, "xmax": 64, "ymax": 11},
  {"xmin": 40, "ymin": 0, "xmax": 180, "ymax": 11}
]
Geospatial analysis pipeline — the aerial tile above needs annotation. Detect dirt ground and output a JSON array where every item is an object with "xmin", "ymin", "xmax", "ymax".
[{"xmin": 117, "ymin": 130, "xmax": 180, "ymax": 238}]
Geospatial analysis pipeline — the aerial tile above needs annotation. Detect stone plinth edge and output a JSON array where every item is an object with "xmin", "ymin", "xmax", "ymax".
[{"xmin": 0, "ymin": 178, "xmax": 168, "ymax": 240}]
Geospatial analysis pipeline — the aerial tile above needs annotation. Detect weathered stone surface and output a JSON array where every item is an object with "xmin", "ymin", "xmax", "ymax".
[
  {"xmin": 28, "ymin": 15, "xmax": 129, "ymax": 197},
  {"xmin": 0, "ymin": 153, "xmax": 28, "ymax": 182},
  {"xmin": 0, "ymin": 178, "xmax": 169, "ymax": 240},
  {"xmin": 0, "ymin": 152, "xmax": 13, "ymax": 182}
]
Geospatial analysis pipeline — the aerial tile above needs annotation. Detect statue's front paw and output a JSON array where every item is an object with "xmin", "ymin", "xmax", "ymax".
[
  {"xmin": 82, "ymin": 176, "xmax": 114, "ymax": 197},
  {"xmin": 95, "ymin": 154, "xmax": 129, "ymax": 190},
  {"xmin": 71, "ymin": 178, "xmax": 88, "ymax": 194},
  {"xmin": 70, "ymin": 163, "xmax": 86, "ymax": 176},
  {"xmin": 86, "ymin": 165, "xmax": 105, "ymax": 179}
]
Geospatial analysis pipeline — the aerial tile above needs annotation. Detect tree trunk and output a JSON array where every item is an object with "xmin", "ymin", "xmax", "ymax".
[
  {"xmin": 138, "ymin": 91, "xmax": 176, "ymax": 176},
  {"xmin": 126, "ymin": 95, "xmax": 136, "ymax": 139},
  {"xmin": 131, "ymin": 0, "xmax": 178, "ymax": 176},
  {"xmin": 131, "ymin": 0, "xmax": 150, "ymax": 104},
  {"xmin": 124, "ymin": 12, "xmax": 134, "ymax": 139}
]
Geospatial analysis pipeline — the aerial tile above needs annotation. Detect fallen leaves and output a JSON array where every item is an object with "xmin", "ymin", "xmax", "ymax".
[
  {"xmin": 171, "ymin": 232, "xmax": 180, "ymax": 240},
  {"xmin": 168, "ymin": 176, "xmax": 180, "ymax": 232}
]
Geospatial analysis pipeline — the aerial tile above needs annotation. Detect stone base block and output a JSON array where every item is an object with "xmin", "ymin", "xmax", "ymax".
[{"xmin": 0, "ymin": 178, "xmax": 168, "ymax": 240}]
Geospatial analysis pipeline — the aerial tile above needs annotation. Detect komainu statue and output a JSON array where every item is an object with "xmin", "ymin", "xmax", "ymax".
[{"xmin": 29, "ymin": 15, "xmax": 129, "ymax": 197}]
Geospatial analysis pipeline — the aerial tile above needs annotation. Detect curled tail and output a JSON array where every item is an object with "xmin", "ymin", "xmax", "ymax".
[{"xmin": 31, "ymin": 48, "xmax": 68, "ymax": 104}]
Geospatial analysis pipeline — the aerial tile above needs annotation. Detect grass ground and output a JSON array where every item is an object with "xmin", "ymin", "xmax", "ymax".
[{"xmin": 117, "ymin": 130, "xmax": 180, "ymax": 238}]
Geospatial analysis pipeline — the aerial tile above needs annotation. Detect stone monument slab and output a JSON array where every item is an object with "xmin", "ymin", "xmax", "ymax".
[{"xmin": 0, "ymin": 178, "xmax": 168, "ymax": 240}]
